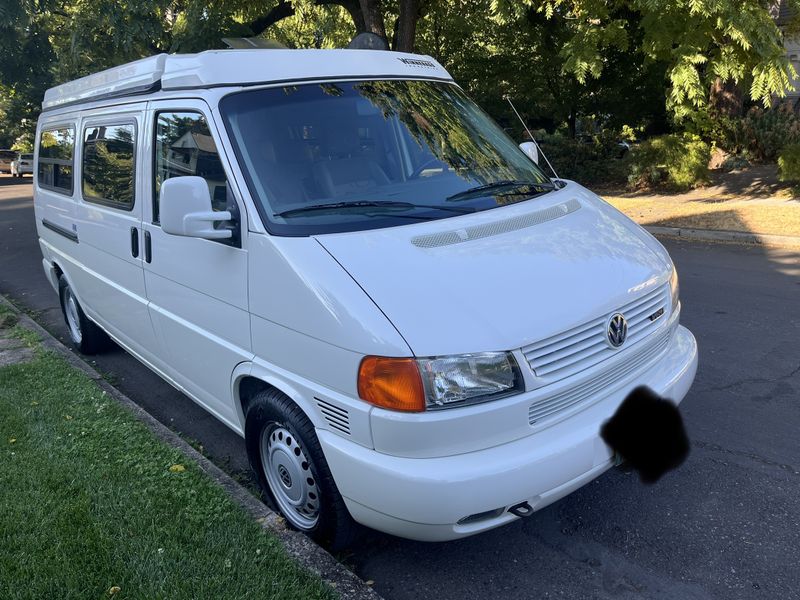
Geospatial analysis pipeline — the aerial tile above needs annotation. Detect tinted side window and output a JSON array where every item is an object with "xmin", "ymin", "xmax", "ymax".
[
  {"xmin": 38, "ymin": 127, "xmax": 75, "ymax": 194},
  {"xmin": 82, "ymin": 124, "xmax": 135, "ymax": 210},
  {"xmin": 154, "ymin": 112, "xmax": 227, "ymax": 223}
]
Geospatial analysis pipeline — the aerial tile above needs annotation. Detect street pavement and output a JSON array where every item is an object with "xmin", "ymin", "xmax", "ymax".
[{"xmin": 2, "ymin": 174, "xmax": 798, "ymax": 599}]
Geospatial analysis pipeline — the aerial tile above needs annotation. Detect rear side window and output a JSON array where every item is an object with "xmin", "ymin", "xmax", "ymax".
[
  {"xmin": 82, "ymin": 123, "xmax": 135, "ymax": 210},
  {"xmin": 38, "ymin": 127, "xmax": 75, "ymax": 194},
  {"xmin": 153, "ymin": 111, "xmax": 227, "ymax": 223}
]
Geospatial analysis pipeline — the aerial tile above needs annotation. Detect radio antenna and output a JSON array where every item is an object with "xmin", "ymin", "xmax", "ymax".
[{"xmin": 504, "ymin": 95, "xmax": 560, "ymax": 181}]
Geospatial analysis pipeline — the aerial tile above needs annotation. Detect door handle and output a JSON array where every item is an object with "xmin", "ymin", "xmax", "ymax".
[
  {"xmin": 130, "ymin": 227, "xmax": 139, "ymax": 258},
  {"xmin": 144, "ymin": 230, "xmax": 152, "ymax": 263}
]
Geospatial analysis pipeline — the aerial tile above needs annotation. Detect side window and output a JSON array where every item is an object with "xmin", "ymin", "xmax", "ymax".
[
  {"xmin": 38, "ymin": 126, "xmax": 75, "ymax": 194},
  {"xmin": 82, "ymin": 123, "xmax": 135, "ymax": 210},
  {"xmin": 154, "ymin": 111, "xmax": 228, "ymax": 223}
]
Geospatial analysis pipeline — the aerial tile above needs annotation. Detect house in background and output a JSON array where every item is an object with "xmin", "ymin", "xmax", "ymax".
[{"xmin": 773, "ymin": 0, "xmax": 800, "ymax": 98}]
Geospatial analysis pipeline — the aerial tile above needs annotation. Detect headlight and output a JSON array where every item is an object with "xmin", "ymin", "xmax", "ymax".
[
  {"xmin": 358, "ymin": 352, "xmax": 524, "ymax": 412},
  {"xmin": 669, "ymin": 266, "xmax": 680, "ymax": 314},
  {"xmin": 417, "ymin": 352, "xmax": 523, "ymax": 409}
]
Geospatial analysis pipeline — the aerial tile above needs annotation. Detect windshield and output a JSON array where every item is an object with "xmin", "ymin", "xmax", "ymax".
[{"xmin": 220, "ymin": 80, "xmax": 551, "ymax": 236}]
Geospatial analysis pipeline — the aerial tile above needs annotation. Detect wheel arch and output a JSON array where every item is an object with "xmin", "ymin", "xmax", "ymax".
[{"xmin": 231, "ymin": 362, "xmax": 321, "ymax": 433}]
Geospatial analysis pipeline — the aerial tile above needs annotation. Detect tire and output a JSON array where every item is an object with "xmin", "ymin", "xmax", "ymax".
[
  {"xmin": 58, "ymin": 274, "xmax": 108, "ymax": 354},
  {"xmin": 245, "ymin": 388, "xmax": 358, "ymax": 550}
]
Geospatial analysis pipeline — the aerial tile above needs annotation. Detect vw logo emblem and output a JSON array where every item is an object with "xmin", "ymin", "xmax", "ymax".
[
  {"xmin": 278, "ymin": 464, "xmax": 293, "ymax": 488},
  {"xmin": 607, "ymin": 313, "xmax": 628, "ymax": 348}
]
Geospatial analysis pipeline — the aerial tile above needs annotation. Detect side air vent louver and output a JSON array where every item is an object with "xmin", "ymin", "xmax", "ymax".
[{"xmin": 316, "ymin": 398, "xmax": 351, "ymax": 435}]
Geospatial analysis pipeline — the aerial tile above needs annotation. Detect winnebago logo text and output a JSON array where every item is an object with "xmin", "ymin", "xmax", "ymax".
[{"xmin": 398, "ymin": 58, "xmax": 436, "ymax": 68}]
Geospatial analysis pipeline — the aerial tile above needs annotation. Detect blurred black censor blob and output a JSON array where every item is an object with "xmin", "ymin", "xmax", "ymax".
[{"xmin": 600, "ymin": 386, "xmax": 690, "ymax": 484}]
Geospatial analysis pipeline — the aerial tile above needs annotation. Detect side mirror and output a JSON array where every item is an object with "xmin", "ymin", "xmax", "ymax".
[
  {"xmin": 160, "ymin": 176, "xmax": 233, "ymax": 240},
  {"xmin": 519, "ymin": 141, "xmax": 539, "ymax": 164}
]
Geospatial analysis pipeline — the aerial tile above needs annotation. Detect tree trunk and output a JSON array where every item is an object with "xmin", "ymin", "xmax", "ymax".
[
  {"xmin": 567, "ymin": 109, "xmax": 576, "ymax": 138},
  {"xmin": 359, "ymin": 0, "xmax": 387, "ymax": 40},
  {"xmin": 394, "ymin": 0, "xmax": 418, "ymax": 52},
  {"xmin": 710, "ymin": 77, "xmax": 743, "ymax": 117},
  {"xmin": 249, "ymin": 0, "xmax": 366, "ymax": 39}
]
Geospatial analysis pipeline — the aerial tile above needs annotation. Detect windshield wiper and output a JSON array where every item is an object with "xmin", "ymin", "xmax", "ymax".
[
  {"xmin": 274, "ymin": 200, "xmax": 476, "ymax": 218},
  {"xmin": 446, "ymin": 179, "xmax": 555, "ymax": 202}
]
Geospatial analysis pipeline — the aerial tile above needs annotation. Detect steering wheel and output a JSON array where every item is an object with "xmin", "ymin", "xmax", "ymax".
[{"xmin": 410, "ymin": 157, "xmax": 449, "ymax": 179}]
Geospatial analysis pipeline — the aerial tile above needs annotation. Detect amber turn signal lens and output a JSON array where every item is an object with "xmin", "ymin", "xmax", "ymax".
[{"xmin": 357, "ymin": 356, "xmax": 425, "ymax": 412}]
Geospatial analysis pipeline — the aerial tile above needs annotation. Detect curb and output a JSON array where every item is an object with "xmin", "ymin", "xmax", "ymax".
[
  {"xmin": 645, "ymin": 225, "xmax": 800, "ymax": 250},
  {"xmin": 0, "ymin": 294, "xmax": 381, "ymax": 600}
]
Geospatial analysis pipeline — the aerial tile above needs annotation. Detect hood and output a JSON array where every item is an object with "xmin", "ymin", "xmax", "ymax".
[{"xmin": 315, "ymin": 182, "xmax": 672, "ymax": 357}]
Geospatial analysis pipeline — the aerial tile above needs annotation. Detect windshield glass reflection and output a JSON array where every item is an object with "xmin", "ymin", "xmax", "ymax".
[{"xmin": 221, "ymin": 80, "xmax": 551, "ymax": 235}]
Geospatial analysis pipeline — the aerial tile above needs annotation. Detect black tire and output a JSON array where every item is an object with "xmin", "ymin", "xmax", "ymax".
[
  {"xmin": 58, "ymin": 274, "xmax": 108, "ymax": 354},
  {"xmin": 245, "ymin": 388, "xmax": 358, "ymax": 550}
]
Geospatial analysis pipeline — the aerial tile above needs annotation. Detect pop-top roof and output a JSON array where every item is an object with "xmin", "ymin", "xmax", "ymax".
[{"xmin": 42, "ymin": 49, "xmax": 453, "ymax": 111}]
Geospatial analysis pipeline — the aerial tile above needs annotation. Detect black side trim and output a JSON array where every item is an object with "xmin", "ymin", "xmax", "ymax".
[
  {"xmin": 42, "ymin": 219, "xmax": 79, "ymax": 243},
  {"xmin": 41, "ymin": 81, "xmax": 161, "ymax": 113}
]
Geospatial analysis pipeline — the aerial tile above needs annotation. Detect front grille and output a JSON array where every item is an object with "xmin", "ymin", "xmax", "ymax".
[
  {"xmin": 528, "ymin": 324, "xmax": 672, "ymax": 425},
  {"xmin": 521, "ymin": 284, "xmax": 670, "ymax": 383}
]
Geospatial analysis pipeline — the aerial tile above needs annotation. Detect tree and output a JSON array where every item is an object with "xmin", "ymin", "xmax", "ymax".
[
  {"xmin": 416, "ymin": 0, "xmax": 669, "ymax": 137},
  {"xmin": 493, "ymin": 0, "xmax": 800, "ymax": 124}
]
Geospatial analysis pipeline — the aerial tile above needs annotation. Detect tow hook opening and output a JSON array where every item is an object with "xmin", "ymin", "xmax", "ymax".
[{"xmin": 508, "ymin": 501, "xmax": 534, "ymax": 518}]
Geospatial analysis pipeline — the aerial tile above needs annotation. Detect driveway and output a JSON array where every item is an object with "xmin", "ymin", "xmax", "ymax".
[{"xmin": 2, "ymin": 174, "xmax": 799, "ymax": 599}]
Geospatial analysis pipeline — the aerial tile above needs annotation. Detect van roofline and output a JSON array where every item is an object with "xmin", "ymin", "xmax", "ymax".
[{"xmin": 42, "ymin": 49, "xmax": 454, "ymax": 112}]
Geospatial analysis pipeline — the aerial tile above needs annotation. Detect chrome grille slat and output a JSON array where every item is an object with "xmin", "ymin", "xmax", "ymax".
[
  {"xmin": 523, "ymin": 319, "xmax": 604, "ymax": 355},
  {"xmin": 618, "ymin": 285, "xmax": 663, "ymax": 311},
  {"xmin": 528, "ymin": 327, "xmax": 672, "ymax": 425},
  {"xmin": 625, "ymin": 295, "xmax": 666, "ymax": 324},
  {"xmin": 535, "ymin": 342, "xmax": 609, "ymax": 376},
  {"xmin": 531, "ymin": 330, "xmax": 606, "ymax": 368},
  {"xmin": 522, "ymin": 284, "xmax": 669, "ymax": 384}
]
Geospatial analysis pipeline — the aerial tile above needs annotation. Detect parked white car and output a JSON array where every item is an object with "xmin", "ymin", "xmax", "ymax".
[
  {"xmin": 34, "ymin": 50, "xmax": 697, "ymax": 547},
  {"xmin": 11, "ymin": 153, "xmax": 33, "ymax": 177},
  {"xmin": 0, "ymin": 149, "xmax": 16, "ymax": 174}
]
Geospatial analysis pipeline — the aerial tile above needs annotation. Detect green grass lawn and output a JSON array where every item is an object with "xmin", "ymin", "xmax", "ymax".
[{"xmin": 0, "ymin": 322, "xmax": 335, "ymax": 600}]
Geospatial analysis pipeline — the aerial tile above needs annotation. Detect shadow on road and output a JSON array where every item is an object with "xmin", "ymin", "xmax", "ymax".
[{"xmin": 0, "ymin": 175, "xmax": 32, "ymax": 187}]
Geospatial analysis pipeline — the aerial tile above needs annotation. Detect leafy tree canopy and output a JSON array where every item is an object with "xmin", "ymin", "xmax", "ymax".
[{"xmin": 1, "ymin": 0, "xmax": 799, "ymax": 148}]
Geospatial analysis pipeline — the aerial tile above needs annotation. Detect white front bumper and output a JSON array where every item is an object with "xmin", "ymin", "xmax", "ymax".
[{"xmin": 319, "ymin": 325, "xmax": 698, "ymax": 541}]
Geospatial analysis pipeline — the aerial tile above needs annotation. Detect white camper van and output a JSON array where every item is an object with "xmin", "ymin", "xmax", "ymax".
[{"xmin": 34, "ymin": 50, "xmax": 697, "ymax": 546}]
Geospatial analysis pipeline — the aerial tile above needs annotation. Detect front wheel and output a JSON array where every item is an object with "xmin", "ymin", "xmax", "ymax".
[
  {"xmin": 58, "ymin": 275, "xmax": 108, "ymax": 354},
  {"xmin": 245, "ymin": 388, "xmax": 358, "ymax": 549}
]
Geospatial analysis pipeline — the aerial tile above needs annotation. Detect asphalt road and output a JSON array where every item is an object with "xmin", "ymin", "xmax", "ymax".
[{"xmin": 2, "ymin": 174, "xmax": 799, "ymax": 600}]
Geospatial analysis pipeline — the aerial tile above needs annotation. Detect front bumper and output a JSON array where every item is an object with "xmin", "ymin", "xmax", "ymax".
[{"xmin": 319, "ymin": 324, "xmax": 698, "ymax": 541}]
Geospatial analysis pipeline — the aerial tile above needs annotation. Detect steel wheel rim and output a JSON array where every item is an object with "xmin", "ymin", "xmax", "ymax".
[
  {"xmin": 64, "ymin": 288, "xmax": 82, "ymax": 345},
  {"xmin": 260, "ymin": 424, "xmax": 320, "ymax": 529}
]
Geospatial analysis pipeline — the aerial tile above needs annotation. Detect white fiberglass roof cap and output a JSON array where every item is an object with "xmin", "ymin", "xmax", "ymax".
[{"xmin": 42, "ymin": 49, "xmax": 453, "ymax": 110}]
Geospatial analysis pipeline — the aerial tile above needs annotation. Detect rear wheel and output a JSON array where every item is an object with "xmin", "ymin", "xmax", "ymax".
[
  {"xmin": 245, "ymin": 388, "xmax": 358, "ymax": 549},
  {"xmin": 58, "ymin": 275, "xmax": 108, "ymax": 354}
]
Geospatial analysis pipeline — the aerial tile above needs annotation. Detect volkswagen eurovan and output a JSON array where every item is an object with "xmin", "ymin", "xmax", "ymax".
[{"xmin": 33, "ymin": 49, "xmax": 697, "ymax": 546}]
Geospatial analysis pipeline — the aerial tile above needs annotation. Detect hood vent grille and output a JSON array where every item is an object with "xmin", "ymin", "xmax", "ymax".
[
  {"xmin": 316, "ymin": 398, "xmax": 351, "ymax": 435},
  {"xmin": 411, "ymin": 198, "xmax": 581, "ymax": 248}
]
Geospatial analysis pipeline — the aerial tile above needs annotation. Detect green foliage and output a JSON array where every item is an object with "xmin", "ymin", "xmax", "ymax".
[
  {"xmin": 498, "ymin": 0, "xmax": 800, "ymax": 123},
  {"xmin": 535, "ymin": 132, "xmax": 631, "ymax": 185},
  {"xmin": 628, "ymin": 134, "xmax": 710, "ymax": 190},
  {"xmin": 1, "ymin": 0, "xmax": 799, "ymax": 163},
  {"xmin": 742, "ymin": 102, "xmax": 800, "ymax": 162},
  {"xmin": 720, "ymin": 154, "xmax": 750, "ymax": 172},
  {"xmin": 778, "ymin": 143, "xmax": 800, "ymax": 186},
  {"xmin": 418, "ymin": 2, "xmax": 670, "ymax": 138}
]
